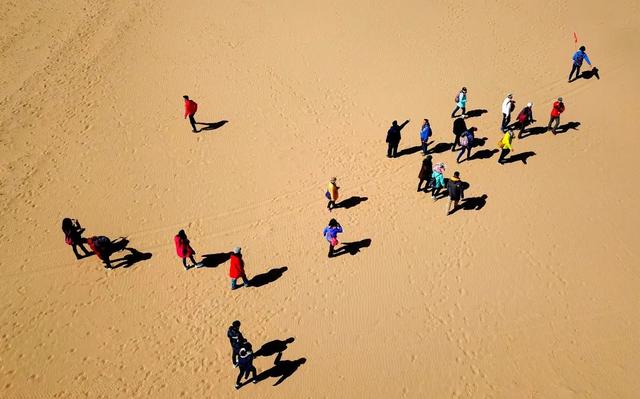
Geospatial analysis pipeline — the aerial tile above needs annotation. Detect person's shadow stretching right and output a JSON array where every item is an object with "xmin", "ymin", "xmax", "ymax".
[{"xmin": 256, "ymin": 352, "xmax": 306, "ymax": 386}]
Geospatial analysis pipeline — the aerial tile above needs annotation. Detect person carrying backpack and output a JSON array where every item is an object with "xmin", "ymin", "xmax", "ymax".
[
  {"xmin": 86, "ymin": 236, "xmax": 113, "ymax": 269},
  {"xmin": 547, "ymin": 97, "xmax": 565, "ymax": 134},
  {"xmin": 451, "ymin": 87, "xmax": 468, "ymax": 118},
  {"xmin": 516, "ymin": 103, "xmax": 535, "ymax": 138},
  {"xmin": 325, "ymin": 177, "xmax": 339, "ymax": 211},
  {"xmin": 569, "ymin": 46, "xmax": 592, "ymax": 82},
  {"xmin": 456, "ymin": 127, "xmax": 477, "ymax": 163}
]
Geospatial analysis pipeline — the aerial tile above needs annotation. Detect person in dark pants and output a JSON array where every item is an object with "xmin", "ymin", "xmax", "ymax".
[
  {"xmin": 569, "ymin": 46, "xmax": 592, "ymax": 82},
  {"xmin": 228, "ymin": 320, "xmax": 246, "ymax": 367},
  {"xmin": 456, "ymin": 127, "xmax": 477, "ymax": 163},
  {"xmin": 446, "ymin": 171, "xmax": 465, "ymax": 215},
  {"xmin": 183, "ymin": 95, "xmax": 198, "ymax": 133},
  {"xmin": 501, "ymin": 94, "xmax": 515, "ymax": 131},
  {"xmin": 516, "ymin": 102, "xmax": 535, "ymax": 138},
  {"xmin": 547, "ymin": 97, "xmax": 565, "ymax": 134},
  {"xmin": 174, "ymin": 230, "xmax": 200, "ymax": 270},
  {"xmin": 235, "ymin": 344, "xmax": 257, "ymax": 389},
  {"xmin": 61, "ymin": 218, "xmax": 91, "ymax": 259},
  {"xmin": 386, "ymin": 119, "xmax": 410, "ymax": 158},
  {"xmin": 419, "ymin": 119, "xmax": 432, "ymax": 155},
  {"xmin": 498, "ymin": 130, "xmax": 514, "ymax": 164},
  {"xmin": 417, "ymin": 155, "xmax": 433, "ymax": 192},
  {"xmin": 86, "ymin": 236, "xmax": 113, "ymax": 268},
  {"xmin": 451, "ymin": 117, "xmax": 467, "ymax": 152},
  {"xmin": 451, "ymin": 87, "xmax": 468, "ymax": 118},
  {"xmin": 323, "ymin": 219, "xmax": 343, "ymax": 257}
]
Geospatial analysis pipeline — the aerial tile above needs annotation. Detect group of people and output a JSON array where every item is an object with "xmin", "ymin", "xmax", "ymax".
[{"xmin": 61, "ymin": 218, "xmax": 124, "ymax": 269}]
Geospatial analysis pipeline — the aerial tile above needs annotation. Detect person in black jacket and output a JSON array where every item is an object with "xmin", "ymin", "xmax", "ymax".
[
  {"xmin": 451, "ymin": 117, "xmax": 467, "ymax": 152},
  {"xmin": 446, "ymin": 171, "xmax": 465, "ymax": 215},
  {"xmin": 235, "ymin": 343, "xmax": 257, "ymax": 389},
  {"xmin": 227, "ymin": 321, "xmax": 245, "ymax": 367},
  {"xmin": 417, "ymin": 155, "xmax": 433, "ymax": 192},
  {"xmin": 386, "ymin": 119, "xmax": 410, "ymax": 158}
]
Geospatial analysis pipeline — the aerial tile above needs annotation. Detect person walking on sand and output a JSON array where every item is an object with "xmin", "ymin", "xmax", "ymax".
[
  {"xmin": 235, "ymin": 343, "xmax": 257, "ymax": 389},
  {"xmin": 497, "ymin": 130, "xmax": 514, "ymax": 164},
  {"xmin": 569, "ymin": 46, "xmax": 592, "ymax": 82},
  {"xmin": 501, "ymin": 94, "xmax": 516, "ymax": 131},
  {"xmin": 228, "ymin": 320, "xmax": 246, "ymax": 367},
  {"xmin": 325, "ymin": 177, "xmax": 339, "ymax": 212},
  {"xmin": 547, "ymin": 97, "xmax": 565, "ymax": 134},
  {"xmin": 446, "ymin": 171, "xmax": 465, "ymax": 215},
  {"xmin": 61, "ymin": 218, "xmax": 91, "ymax": 259},
  {"xmin": 417, "ymin": 155, "xmax": 433, "ymax": 192},
  {"xmin": 431, "ymin": 162, "xmax": 446, "ymax": 200},
  {"xmin": 516, "ymin": 102, "xmax": 535, "ymax": 138},
  {"xmin": 456, "ymin": 127, "xmax": 477, "ymax": 163},
  {"xmin": 86, "ymin": 235, "xmax": 113, "ymax": 269},
  {"xmin": 386, "ymin": 119, "xmax": 410, "ymax": 158},
  {"xmin": 229, "ymin": 247, "xmax": 250, "ymax": 290},
  {"xmin": 419, "ymin": 119, "xmax": 432, "ymax": 155},
  {"xmin": 183, "ymin": 95, "xmax": 198, "ymax": 133},
  {"xmin": 451, "ymin": 87, "xmax": 468, "ymax": 118},
  {"xmin": 451, "ymin": 116, "xmax": 467, "ymax": 152},
  {"xmin": 174, "ymin": 230, "xmax": 200, "ymax": 270},
  {"xmin": 323, "ymin": 218, "xmax": 343, "ymax": 258}
]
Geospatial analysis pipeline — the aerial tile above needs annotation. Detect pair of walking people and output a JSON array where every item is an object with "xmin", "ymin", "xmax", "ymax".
[
  {"xmin": 227, "ymin": 321, "xmax": 257, "ymax": 389},
  {"xmin": 61, "ymin": 218, "xmax": 120, "ymax": 269},
  {"xmin": 417, "ymin": 157, "xmax": 445, "ymax": 199}
]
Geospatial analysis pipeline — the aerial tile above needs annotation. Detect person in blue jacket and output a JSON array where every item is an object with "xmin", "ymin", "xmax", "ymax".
[
  {"xmin": 569, "ymin": 46, "xmax": 592, "ymax": 82},
  {"xmin": 419, "ymin": 119, "xmax": 432, "ymax": 155},
  {"xmin": 323, "ymin": 219, "xmax": 343, "ymax": 258}
]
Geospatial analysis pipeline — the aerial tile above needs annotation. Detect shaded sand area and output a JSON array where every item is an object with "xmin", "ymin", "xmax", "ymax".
[{"xmin": 1, "ymin": 1, "xmax": 639, "ymax": 397}]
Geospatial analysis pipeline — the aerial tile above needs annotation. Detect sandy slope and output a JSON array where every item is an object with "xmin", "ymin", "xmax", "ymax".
[{"xmin": 1, "ymin": 0, "xmax": 639, "ymax": 397}]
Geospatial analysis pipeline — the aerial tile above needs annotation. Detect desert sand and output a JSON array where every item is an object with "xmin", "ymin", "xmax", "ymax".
[{"xmin": 1, "ymin": 0, "xmax": 639, "ymax": 397}]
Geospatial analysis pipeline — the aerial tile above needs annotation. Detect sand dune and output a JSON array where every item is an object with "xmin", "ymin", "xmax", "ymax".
[{"xmin": 1, "ymin": 1, "xmax": 639, "ymax": 397}]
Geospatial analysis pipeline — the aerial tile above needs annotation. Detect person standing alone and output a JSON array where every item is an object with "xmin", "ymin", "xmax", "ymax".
[
  {"xmin": 326, "ymin": 177, "xmax": 339, "ymax": 212},
  {"xmin": 386, "ymin": 120, "xmax": 410, "ymax": 158},
  {"xmin": 229, "ymin": 247, "xmax": 250, "ymax": 289},
  {"xmin": 323, "ymin": 219, "xmax": 343, "ymax": 258},
  {"xmin": 547, "ymin": 97, "xmax": 565, "ymax": 134},
  {"xmin": 451, "ymin": 87, "xmax": 468, "ymax": 118},
  {"xmin": 183, "ymin": 95, "xmax": 198, "ymax": 133},
  {"xmin": 569, "ymin": 46, "xmax": 592, "ymax": 82}
]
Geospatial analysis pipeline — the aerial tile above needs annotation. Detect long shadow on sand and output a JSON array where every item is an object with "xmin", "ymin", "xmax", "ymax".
[
  {"xmin": 554, "ymin": 121, "xmax": 580, "ymax": 134},
  {"xmin": 196, "ymin": 120, "xmax": 228, "ymax": 132},
  {"xmin": 254, "ymin": 352, "xmax": 307, "ymax": 386},
  {"xmin": 250, "ymin": 267, "xmax": 288, "ymax": 287},
  {"xmin": 255, "ymin": 337, "xmax": 295, "ymax": 357},
  {"xmin": 396, "ymin": 145, "xmax": 422, "ymax": 157},
  {"xmin": 336, "ymin": 196, "xmax": 368, "ymax": 210},
  {"xmin": 110, "ymin": 247, "xmax": 153, "ymax": 269},
  {"xmin": 504, "ymin": 151, "xmax": 536, "ymax": 165},
  {"xmin": 331, "ymin": 239, "xmax": 371, "ymax": 257},
  {"xmin": 200, "ymin": 252, "xmax": 231, "ymax": 268},
  {"xmin": 465, "ymin": 109, "xmax": 488, "ymax": 118}
]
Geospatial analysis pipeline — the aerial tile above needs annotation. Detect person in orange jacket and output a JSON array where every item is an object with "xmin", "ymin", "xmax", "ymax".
[
  {"xmin": 325, "ymin": 177, "xmax": 339, "ymax": 212},
  {"xmin": 229, "ymin": 247, "xmax": 250, "ymax": 290},
  {"xmin": 183, "ymin": 95, "xmax": 198, "ymax": 133},
  {"xmin": 547, "ymin": 97, "xmax": 565, "ymax": 134}
]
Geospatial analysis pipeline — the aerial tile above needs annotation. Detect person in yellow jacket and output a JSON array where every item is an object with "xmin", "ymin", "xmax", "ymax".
[
  {"xmin": 497, "ymin": 130, "xmax": 514, "ymax": 164},
  {"xmin": 325, "ymin": 177, "xmax": 340, "ymax": 212}
]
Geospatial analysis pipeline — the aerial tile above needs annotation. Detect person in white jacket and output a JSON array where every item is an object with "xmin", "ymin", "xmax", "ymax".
[{"xmin": 501, "ymin": 94, "xmax": 515, "ymax": 131}]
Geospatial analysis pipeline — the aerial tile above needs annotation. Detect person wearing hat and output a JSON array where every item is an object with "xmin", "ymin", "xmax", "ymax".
[
  {"xmin": 516, "ymin": 102, "xmax": 535, "ymax": 138},
  {"xmin": 417, "ymin": 155, "xmax": 433, "ymax": 192},
  {"xmin": 498, "ymin": 130, "xmax": 515, "ymax": 164},
  {"xmin": 569, "ymin": 45, "xmax": 592, "ymax": 82},
  {"xmin": 325, "ymin": 177, "xmax": 339, "ymax": 212},
  {"xmin": 183, "ymin": 95, "xmax": 198, "ymax": 133},
  {"xmin": 501, "ymin": 94, "xmax": 516, "ymax": 131},
  {"xmin": 235, "ymin": 342, "xmax": 257, "ymax": 389},
  {"xmin": 229, "ymin": 247, "xmax": 250, "ymax": 289},
  {"xmin": 227, "ymin": 320, "xmax": 246, "ymax": 367},
  {"xmin": 451, "ymin": 87, "xmax": 468, "ymax": 118},
  {"xmin": 547, "ymin": 97, "xmax": 565, "ymax": 134},
  {"xmin": 419, "ymin": 119, "xmax": 432, "ymax": 155},
  {"xmin": 430, "ymin": 162, "xmax": 446, "ymax": 200},
  {"xmin": 446, "ymin": 171, "xmax": 465, "ymax": 215}
]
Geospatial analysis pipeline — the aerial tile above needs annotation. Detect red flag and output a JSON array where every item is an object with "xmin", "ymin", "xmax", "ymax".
[{"xmin": 573, "ymin": 32, "xmax": 578, "ymax": 44}]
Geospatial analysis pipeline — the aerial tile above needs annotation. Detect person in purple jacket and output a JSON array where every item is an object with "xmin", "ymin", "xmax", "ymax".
[{"xmin": 323, "ymin": 219, "xmax": 343, "ymax": 258}]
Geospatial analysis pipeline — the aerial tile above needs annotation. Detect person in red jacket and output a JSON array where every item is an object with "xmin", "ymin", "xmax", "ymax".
[
  {"xmin": 547, "ymin": 97, "xmax": 565, "ymax": 134},
  {"xmin": 174, "ymin": 230, "xmax": 200, "ymax": 270},
  {"xmin": 86, "ymin": 235, "xmax": 113, "ymax": 269},
  {"xmin": 229, "ymin": 247, "xmax": 250, "ymax": 290},
  {"xmin": 183, "ymin": 95, "xmax": 198, "ymax": 133}
]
